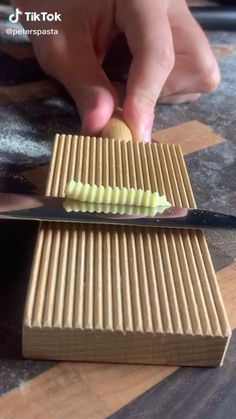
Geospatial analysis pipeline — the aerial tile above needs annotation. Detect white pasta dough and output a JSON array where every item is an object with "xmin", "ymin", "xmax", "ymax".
[
  {"xmin": 63, "ymin": 199, "xmax": 170, "ymax": 216},
  {"xmin": 65, "ymin": 180, "xmax": 170, "ymax": 208}
]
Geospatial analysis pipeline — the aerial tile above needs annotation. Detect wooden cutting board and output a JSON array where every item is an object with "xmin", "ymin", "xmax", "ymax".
[{"xmin": 22, "ymin": 118, "xmax": 231, "ymax": 366}]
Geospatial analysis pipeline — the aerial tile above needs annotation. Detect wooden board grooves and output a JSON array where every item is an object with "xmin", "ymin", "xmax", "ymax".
[{"xmin": 23, "ymin": 135, "xmax": 231, "ymax": 366}]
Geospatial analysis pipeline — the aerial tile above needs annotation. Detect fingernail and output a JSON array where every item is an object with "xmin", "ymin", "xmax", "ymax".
[
  {"xmin": 137, "ymin": 124, "xmax": 151, "ymax": 142},
  {"xmin": 140, "ymin": 116, "xmax": 153, "ymax": 142},
  {"xmin": 134, "ymin": 126, "xmax": 151, "ymax": 142},
  {"xmin": 142, "ymin": 129, "xmax": 152, "ymax": 142}
]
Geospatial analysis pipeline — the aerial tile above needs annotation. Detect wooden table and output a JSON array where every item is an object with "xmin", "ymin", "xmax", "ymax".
[{"xmin": 0, "ymin": 2, "xmax": 236, "ymax": 418}]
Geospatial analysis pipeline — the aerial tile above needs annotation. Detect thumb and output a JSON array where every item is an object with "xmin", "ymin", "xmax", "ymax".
[
  {"xmin": 77, "ymin": 84, "xmax": 117, "ymax": 136},
  {"xmin": 43, "ymin": 38, "xmax": 118, "ymax": 136}
]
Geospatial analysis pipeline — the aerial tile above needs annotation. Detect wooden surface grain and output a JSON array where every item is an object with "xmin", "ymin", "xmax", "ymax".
[
  {"xmin": 1, "ymin": 261, "xmax": 235, "ymax": 419},
  {"xmin": 152, "ymin": 120, "xmax": 224, "ymax": 155},
  {"xmin": 21, "ymin": 119, "xmax": 225, "ymax": 195},
  {"xmin": 109, "ymin": 332, "xmax": 236, "ymax": 419},
  {"xmin": 0, "ymin": 363, "xmax": 177, "ymax": 419},
  {"xmin": 23, "ymin": 134, "xmax": 230, "ymax": 365}
]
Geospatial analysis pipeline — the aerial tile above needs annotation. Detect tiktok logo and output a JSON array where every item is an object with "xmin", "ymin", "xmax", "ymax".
[
  {"xmin": 8, "ymin": 8, "xmax": 23, "ymax": 23},
  {"xmin": 8, "ymin": 9, "xmax": 61, "ymax": 23}
]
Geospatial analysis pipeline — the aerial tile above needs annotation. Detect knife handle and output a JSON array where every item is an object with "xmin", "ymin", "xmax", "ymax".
[{"xmin": 101, "ymin": 109, "xmax": 133, "ymax": 141}]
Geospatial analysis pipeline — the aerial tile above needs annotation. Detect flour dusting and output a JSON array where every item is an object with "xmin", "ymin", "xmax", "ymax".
[{"xmin": 0, "ymin": 134, "xmax": 51, "ymax": 159}]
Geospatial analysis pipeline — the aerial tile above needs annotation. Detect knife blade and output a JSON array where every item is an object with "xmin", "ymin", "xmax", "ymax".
[{"xmin": 0, "ymin": 192, "xmax": 235, "ymax": 230}]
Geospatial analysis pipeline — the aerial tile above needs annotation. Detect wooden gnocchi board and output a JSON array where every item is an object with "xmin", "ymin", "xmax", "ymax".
[{"xmin": 23, "ymin": 134, "xmax": 231, "ymax": 366}]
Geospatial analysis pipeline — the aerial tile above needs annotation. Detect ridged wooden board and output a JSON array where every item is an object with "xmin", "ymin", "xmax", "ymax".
[{"xmin": 23, "ymin": 134, "xmax": 231, "ymax": 366}]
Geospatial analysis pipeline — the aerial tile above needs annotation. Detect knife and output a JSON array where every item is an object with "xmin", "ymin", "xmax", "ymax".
[{"xmin": 0, "ymin": 192, "xmax": 235, "ymax": 230}]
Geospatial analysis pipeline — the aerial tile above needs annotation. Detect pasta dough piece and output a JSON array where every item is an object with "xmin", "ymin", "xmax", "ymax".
[
  {"xmin": 65, "ymin": 180, "xmax": 170, "ymax": 208},
  {"xmin": 63, "ymin": 199, "xmax": 170, "ymax": 216}
]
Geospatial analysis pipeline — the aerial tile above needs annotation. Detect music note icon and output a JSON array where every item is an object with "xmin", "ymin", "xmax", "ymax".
[{"xmin": 8, "ymin": 8, "xmax": 23, "ymax": 24}]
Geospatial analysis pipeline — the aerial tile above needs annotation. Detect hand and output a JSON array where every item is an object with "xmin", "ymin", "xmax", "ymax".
[{"xmin": 13, "ymin": 0, "xmax": 220, "ymax": 140}]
